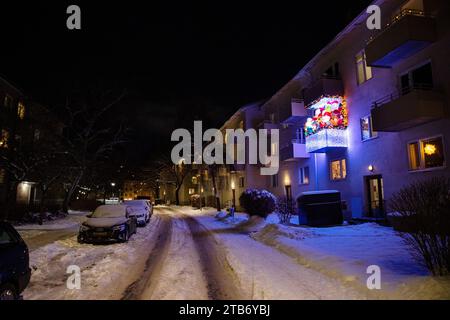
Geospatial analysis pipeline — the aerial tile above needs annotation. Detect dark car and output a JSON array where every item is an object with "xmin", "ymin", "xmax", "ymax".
[
  {"xmin": 78, "ymin": 205, "xmax": 138, "ymax": 243},
  {"xmin": 0, "ymin": 222, "xmax": 31, "ymax": 300}
]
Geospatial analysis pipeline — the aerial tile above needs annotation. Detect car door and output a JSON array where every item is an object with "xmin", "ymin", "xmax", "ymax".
[{"xmin": 0, "ymin": 225, "xmax": 27, "ymax": 284}]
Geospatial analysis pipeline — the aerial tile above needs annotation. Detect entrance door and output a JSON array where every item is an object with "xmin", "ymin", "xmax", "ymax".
[{"xmin": 366, "ymin": 175, "xmax": 385, "ymax": 218}]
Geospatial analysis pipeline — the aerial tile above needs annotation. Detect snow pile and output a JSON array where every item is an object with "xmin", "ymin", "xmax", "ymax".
[
  {"xmin": 23, "ymin": 217, "xmax": 160, "ymax": 300},
  {"xmin": 252, "ymin": 222, "xmax": 450, "ymax": 299},
  {"xmin": 16, "ymin": 210, "xmax": 88, "ymax": 231},
  {"xmin": 235, "ymin": 215, "xmax": 267, "ymax": 233}
]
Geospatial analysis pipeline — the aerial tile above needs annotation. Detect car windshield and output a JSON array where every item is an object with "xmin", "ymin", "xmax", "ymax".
[
  {"xmin": 91, "ymin": 206, "xmax": 125, "ymax": 218},
  {"xmin": 0, "ymin": 227, "xmax": 15, "ymax": 245}
]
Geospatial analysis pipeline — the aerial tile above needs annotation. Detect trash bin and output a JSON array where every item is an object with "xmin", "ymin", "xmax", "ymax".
[{"xmin": 297, "ymin": 190, "xmax": 343, "ymax": 227}]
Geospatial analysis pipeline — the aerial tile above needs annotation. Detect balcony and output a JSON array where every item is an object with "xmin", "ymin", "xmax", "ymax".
[
  {"xmin": 304, "ymin": 77, "xmax": 344, "ymax": 107},
  {"xmin": 280, "ymin": 139, "xmax": 310, "ymax": 161},
  {"xmin": 305, "ymin": 129, "xmax": 348, "ymax": 153},
  {"xmin": 258, "ymin": 120, "xmax": 279, "ymax": 135},
  {"xmin": 280, "ymin": 99, "xmax": 308, "ymax": 124},
  {"xmin": 371, "ymin": 87, "xmax": 446, "ymax": 132},
  {"xmin": 366, "ymin": 10, "xmax": 437, "ymax": 68}
]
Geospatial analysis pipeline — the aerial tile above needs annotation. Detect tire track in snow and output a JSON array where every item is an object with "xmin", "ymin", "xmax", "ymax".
[
  {"xmin": 121, "ymin": 212, "xmax": 172, "ymax": 300},
  {"xmin": 180, "ymin": 213, "xmax": 244, "ymax": 300}
]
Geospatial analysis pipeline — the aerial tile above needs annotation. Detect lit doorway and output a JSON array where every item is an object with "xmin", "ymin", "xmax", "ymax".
[{"xmin": 365, "ymin": 175, "xmax": 385, "ymax": 218}]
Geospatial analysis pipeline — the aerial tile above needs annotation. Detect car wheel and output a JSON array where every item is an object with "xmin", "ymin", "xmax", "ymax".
[
  {"xmin": 121, "ymin": 228, "xmax": 129, "ymax": 242},
  {"xmin": 0, "ymin": 283, "xmax": 18, "ymax": 300}
]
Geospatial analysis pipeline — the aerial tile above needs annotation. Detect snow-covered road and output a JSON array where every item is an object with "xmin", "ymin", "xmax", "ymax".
[{"xmin": 20, "ymin": 206, "xmax": 450, "ymax": 300}]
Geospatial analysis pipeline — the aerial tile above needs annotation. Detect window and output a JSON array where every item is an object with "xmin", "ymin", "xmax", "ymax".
[
  {"xmin": 356, "ymin": 51, "xmax": 372, "ymax": 85},
  {"xmin": 400, "ymin": 62, "xmax": 433, "ymax": 94},
  {"xmin": 3, "ymin": 95, "xmax": 13, "ymax": 108},
  {"xmin": 188, "ymin": 188, "xmax": 195, "ymax": 195},
  {"xmin": 271, "ymin": 174, "xmax": 279, "ymax": 188},
  {"xmin": 0, "ymin": 130, "xmax": 9, "ymax": 148},
  {"xmin": 0, "ymin": 168, "xmax": 5, "ymax": 184},
  {"xmin": 0, "ymin": 227, "xmax": 16, "ymax": 245},
  {"xmin": 34, "ymin": 129, "xmax": 40, "ymax": 142},
  {"xmin": 17, "ymin": 102, "xmax": 25, "ymax": 120},
  {"xmin": 360, "ymin": 115, "xmax": 378, "ymax": 141},
  {"xmin": 299, "ymin": 167, "xmax": 310, "ymax": 185},
  {"xmin": 330, "ymin": 159, "xmax": 347, "ymax": 180},
  {"xmin": 269, "ymin": 113, "xmax": 275, "ymax": 124},
  {"xmin": 239, "ymin": 176, "xmax": 245, "ymax": 188},
  {"xmin": 408, "ymin": 136, "xmax": 445, "ymax": 171}
]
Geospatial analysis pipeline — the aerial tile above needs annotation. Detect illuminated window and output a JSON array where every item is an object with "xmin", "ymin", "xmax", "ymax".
[
  {"xmin": 299, "ymin": 167, "xmax": 310, "ymax": 185},
  {"xmin": 356, "ymin": 51, "xmax": 372, "ymax": 85},
  {"xmin": 0, "ymin": 130, "xmax": 9, "ymax": 148},
  {"xmin": 409, "ymin": 136, "xmax": 445, "ymax": 171},
  {"xmin": 360, "ymin": 115, "xmax": 378, "ymax": 141},
  {"xmin": 330, "ymin": 159, "xmax": 347, "ymax": 180},
  {"xmin": 188, "ymin": 188, "xmax": 195, "ymax": 195},
  {"xmin": 17, "ymin": 102, "xmax": 25, "ymax": 119}
]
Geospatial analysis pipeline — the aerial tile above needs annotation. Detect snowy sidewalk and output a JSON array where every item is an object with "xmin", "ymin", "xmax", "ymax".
[{"xmin": 185, "ymin": 208, "xmax": 450, "ymax": 300}]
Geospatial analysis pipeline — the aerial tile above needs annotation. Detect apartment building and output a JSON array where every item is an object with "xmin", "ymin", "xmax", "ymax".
[
  {"xmin": 217, "ymin": 102, "xmax": 265, "ymax": 209},
  {"xmin": 221, "ymin": 0, "xmax": 450, "ymax": 219},
  {"xmin": 1, "ymin": 76, "xmax": 65, "ymax": 216}
]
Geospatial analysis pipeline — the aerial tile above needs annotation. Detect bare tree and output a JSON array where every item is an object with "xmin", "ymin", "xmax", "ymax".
[
  {"xmin": 60, "ymin": 91, "xmax": 128, "ymax": 212},
  {"xmin": 156, "ymin": 155, "xmax": 191, "ymax": 205}
]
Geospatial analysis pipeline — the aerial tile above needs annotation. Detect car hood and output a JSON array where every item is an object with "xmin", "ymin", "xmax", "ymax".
[{"xmin": 85, "ymin": 217, "xmax": 128, "ymax": 228}]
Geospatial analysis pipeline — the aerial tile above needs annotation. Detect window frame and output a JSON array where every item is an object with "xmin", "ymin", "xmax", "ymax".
[
  {"xmin": 355, "ymin": 50, "xmax": 373, "ymax": 85},
  {"xmin": 330, "ymin": 158, "xmax": 347, "ymax": 181},
  {"xmin": 407, "ymin": 135, "xmax": 446, "ymax": 172},
  {"xmin": 360, "ymin": 114, "xmax": 378, "ymax": 142},
  {"xmin": 298, "ymin": 166, "xmax": 310, "ymax": 185}
]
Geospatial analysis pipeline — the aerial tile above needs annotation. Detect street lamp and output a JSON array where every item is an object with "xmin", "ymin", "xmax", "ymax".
[
  {"xmin": 284, "ymin": 175, "xmax": 292, "ymax": 202},
  {"xmin": 231, "ymin": 180, "xmax": 236, "ymax": 209}
]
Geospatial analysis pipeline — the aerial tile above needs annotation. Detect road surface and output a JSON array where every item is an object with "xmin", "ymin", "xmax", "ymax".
[{"xmin": 22, "ymin": 206, "xmax": 370, "ymax": 300}]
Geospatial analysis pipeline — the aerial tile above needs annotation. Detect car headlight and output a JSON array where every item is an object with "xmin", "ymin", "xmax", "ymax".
[
  {"xmin": 80, "ymin": 225, "xmax": 90, "ymax": 232},
  {"xmin": 112, "ymin": 224, "xmax": 126, "ymax": 232}
]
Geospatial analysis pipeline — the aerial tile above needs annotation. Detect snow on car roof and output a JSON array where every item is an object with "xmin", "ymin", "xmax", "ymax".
[
  {"xmin": 92, "ymin": 205, "xmax": 128, "ymax": 218},
  {"xmin": 124, "ymin": 200, "xmax": 148, "ymax": 206}
]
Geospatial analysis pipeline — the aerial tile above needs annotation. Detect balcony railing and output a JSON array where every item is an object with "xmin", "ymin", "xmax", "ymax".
[
  {"xmin": 371, "ymin": 85, "xmax": 445, "ymax": 132},
  {"xmin": 367, "ymin": 9, "xmax": 428, "ymax": 44},
  {"xmin": 365, "ymin": 9, "xmax": 436, "ymax": 67}
]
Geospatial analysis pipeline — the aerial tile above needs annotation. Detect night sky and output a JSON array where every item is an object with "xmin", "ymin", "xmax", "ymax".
[{"xmin": 0, "ymin": 0, "xmax": 372, "ymax": 167}]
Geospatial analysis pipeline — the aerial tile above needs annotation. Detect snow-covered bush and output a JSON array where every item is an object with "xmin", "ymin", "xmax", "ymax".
[
  {"xmin": 390, "ymin": 177, "xmax": 450, "ymax": 276},
  {"xmin": 239, "ymin": 189, "xmax": 277, "ymax": 219},
  {"xmin": 276, "ymin": 197, "xmax": 296, "ymax": 225}
]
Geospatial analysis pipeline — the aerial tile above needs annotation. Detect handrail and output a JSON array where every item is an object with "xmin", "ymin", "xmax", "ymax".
[{"xmin": 372, "ymin": 84, "xmax": 434, "ymax": 108}]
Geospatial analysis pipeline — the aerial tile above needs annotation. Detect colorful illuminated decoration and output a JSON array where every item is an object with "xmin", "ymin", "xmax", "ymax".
[
  {"xmin": 304, "ymin": 96, "xmax": 348, "ymax": 137},
  {"xmin": 305, "ymin": 128, "xmax": 348, "ymax": 153}
]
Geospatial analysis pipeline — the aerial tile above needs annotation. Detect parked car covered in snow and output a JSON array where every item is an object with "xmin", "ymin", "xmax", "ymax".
[
  {"xmin": 78, "ymin": 205, "xmax": 138, "ymax": 243},
  {"xmin": 123, "ymin": 200, "xmax": 152, "ymax": 226},
  {"xmin": 0, "ymin": 222, "xmax": 31, "ymax": 300}
]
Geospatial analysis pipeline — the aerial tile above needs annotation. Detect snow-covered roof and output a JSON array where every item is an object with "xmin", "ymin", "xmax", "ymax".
[{"xmin": 92, "ymin": 205, "xmax": 127, "ymax": 218}]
